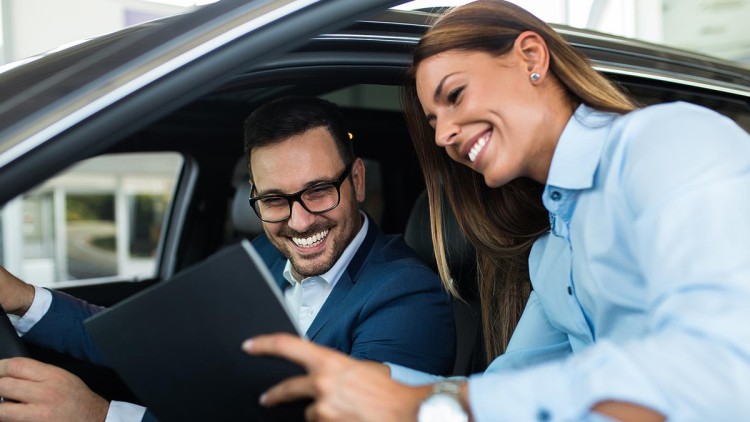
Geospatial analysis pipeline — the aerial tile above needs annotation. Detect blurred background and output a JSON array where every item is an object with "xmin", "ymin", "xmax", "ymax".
[{"xmin": 1, "ymin": 0, "xmax": 749, "ymax": 67}]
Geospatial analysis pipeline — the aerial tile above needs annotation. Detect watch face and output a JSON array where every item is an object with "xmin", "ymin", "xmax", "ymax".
[{"xmin": 417, "ymin": 393, "xmax": 469, "ymax": 422}]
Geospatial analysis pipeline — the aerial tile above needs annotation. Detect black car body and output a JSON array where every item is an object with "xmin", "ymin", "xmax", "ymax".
[{"xmin": 1, "ymin": 0, "xmax": 749, "ymax": 406}]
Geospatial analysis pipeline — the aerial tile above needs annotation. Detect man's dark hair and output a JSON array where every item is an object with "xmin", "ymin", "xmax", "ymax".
[{"xmin": 243, "ymin": 96, "xmax": 355, "ymax": 172}]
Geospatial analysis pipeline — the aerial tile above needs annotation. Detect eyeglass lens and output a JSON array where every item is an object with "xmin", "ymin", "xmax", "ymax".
[{"xmin": 255, "ymin": 184, "xmax": 340, "ymax": 222}]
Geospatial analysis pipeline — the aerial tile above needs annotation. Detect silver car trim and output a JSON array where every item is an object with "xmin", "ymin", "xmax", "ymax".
[
  {"xmin": 315, "ymin": 33, "xmax": 419, "ymax": 43},
  {"xmin": 160, "ymin": 154, "xmax": 199, "ymax": 279},
  {"xmin": 592, "ymin": 63, "xmax": 750, "ymax": 98}
]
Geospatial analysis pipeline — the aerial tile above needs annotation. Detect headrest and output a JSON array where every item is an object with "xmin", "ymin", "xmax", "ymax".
[
  {"xmin": 231, "ymin": 158, "xmax": 264, "ymax": 237},
  {"xmin": 404, "ymin": 190, "xmax": 477, "ymax": 299}
]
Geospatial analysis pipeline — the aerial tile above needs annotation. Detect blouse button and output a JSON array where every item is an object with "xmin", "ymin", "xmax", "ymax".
[
  {"xmin": 550, "ymin": 191, "xmax": 562, "ymax": 201},
  {"xmin": 536, "ymin": 408, "xmax": 551, "ymax": 421}
]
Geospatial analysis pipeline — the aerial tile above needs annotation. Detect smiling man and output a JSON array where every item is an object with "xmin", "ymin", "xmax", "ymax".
[
  {"xmin": 0, "ymin": 96, "xmax": 456, "ymax": 422},
  {"xmin": 244, "ymin": 96, "xmax": 456, "ymax": 362}
]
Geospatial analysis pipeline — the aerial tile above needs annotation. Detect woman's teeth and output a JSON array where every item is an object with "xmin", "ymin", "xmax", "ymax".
[
  {"xmin": 293, "ymin": 230, "xmax": 329, "ymax": 247},
  {"xmin": 468, "ymin": 133, "xmax": 490, "ymax": 163}
]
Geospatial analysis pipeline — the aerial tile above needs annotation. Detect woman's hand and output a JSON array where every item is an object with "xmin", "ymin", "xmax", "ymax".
[{"xmin": 243, "ymin": 333, "xmax": 431, "ymax": 422}]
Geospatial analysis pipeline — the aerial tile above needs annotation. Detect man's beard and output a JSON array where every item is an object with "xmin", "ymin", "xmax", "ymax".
[
  {"xmin": 281, "ymin": 211, "xmax": 360, "ymax": 278},
  {"xmin": 280, "ymin": 221, "xmax": 338, "ymax": 278}
]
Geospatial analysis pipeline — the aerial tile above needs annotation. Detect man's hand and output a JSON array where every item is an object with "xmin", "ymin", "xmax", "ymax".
[
  {"xmin": 0, "ymin": 357, "xmax": 109, "ymax": 422},
  {"xmin": 243, "ymin": 333, "xmax": 432, "ymax": 422},
  {"xmin": 0, "ymin": 267, "xmax": 35, "ymax": 316}
]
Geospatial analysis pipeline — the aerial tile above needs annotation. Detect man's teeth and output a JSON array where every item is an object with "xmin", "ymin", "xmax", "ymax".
[
  {"xmin": 468, "ymin": 133, "xmax": 490, "ymax": 163},
  {"xmin": 292, "ymin": 230, "xmax": 329, "ymax": 247}
]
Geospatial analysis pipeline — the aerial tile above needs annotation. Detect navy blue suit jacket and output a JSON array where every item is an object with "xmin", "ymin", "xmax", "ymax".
[
  {"xmin": 250, "ymin": 218, "xmax": 455, "ymax": 373},
  {"xmin": 24, "ymin": 218, "xmax": 456, "ymax": 419}
]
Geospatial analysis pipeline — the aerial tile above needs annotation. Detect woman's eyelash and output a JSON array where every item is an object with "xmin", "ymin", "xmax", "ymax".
[{"xmin": 447, "ymin": 87, "xmax": 463, "ymax": 103}]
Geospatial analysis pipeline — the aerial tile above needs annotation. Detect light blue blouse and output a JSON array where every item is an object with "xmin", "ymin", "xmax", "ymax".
[{"xmin": 392, "ymin": 102, "xmax": 750, "ymax": 421}]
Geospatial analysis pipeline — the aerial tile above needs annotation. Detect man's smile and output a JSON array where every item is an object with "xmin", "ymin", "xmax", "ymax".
[{"xmin": 291, "ymin": 229, "xmax": 330, "ymax": 248}]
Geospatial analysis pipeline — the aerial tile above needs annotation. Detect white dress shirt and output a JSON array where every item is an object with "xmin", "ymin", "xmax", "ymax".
[{"xmin": 283, "ymin": 213, "xmax": 368, "ymax": 334}]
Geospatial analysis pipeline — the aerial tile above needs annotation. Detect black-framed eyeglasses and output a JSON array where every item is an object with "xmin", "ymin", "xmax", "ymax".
[{"xmin": 249, "ymin": 163, "xmax": 353, "ymax": 223}]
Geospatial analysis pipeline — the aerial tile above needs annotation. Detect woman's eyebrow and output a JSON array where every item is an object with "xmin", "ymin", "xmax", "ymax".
[{"xmin": 433, "ymin": 72, "xmax": 458, "ymax": 103}]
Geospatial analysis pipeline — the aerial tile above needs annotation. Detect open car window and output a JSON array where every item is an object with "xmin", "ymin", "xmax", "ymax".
[{"xmin": 0, "ymin": 152, "xmax": 182, "ymax": 287}]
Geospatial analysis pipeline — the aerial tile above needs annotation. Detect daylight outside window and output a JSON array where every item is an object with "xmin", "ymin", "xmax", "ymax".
[{"xmin": 0, "ymin": 153, "xmax": 182, "ymax": 287}]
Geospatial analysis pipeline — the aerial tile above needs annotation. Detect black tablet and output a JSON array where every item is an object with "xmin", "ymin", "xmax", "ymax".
[{"xmin": 84, "ymin": 240, "xmax": 306, "ymax": 421}]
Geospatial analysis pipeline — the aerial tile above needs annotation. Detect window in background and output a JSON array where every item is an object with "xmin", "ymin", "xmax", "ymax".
[
  {"xmin": 395, "ymin": 0, "xmax": 750, "ymax": 65},
  {"xmin": 0, "ymin": 152, "xmax": 183, "ymax": 287},
  {"xmin": 0, "ymin": 1, "xmax": 5, "ymax": 64},
  {"xmin": 64, "ymin": 192, "xmax": 116, "ymax": 279}
]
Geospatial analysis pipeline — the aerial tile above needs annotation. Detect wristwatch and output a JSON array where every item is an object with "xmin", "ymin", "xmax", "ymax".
[{"xmin": 417, "ymin": 378, "xmax": 469, "ymax": 422}]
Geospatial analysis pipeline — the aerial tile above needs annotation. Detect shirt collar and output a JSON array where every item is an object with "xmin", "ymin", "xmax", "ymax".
[
  {"xmin": 283, "ymin": 211, "xmax": 369, "ymax": 286},
  {"xmin": 546, "ymin": 104, "xmax": 617, "ymax": 190}
]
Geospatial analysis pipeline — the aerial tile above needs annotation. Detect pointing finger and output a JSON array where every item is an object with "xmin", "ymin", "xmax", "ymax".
[
  {"xmin": 243, "ymin": 333, "xmax": 335, "ymax": 371},
  {"xmin": 259, "ymin": 374, "xmax": 316, "ymax": 407}
]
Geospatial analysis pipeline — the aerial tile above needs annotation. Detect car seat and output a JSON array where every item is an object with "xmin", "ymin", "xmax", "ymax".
[
  {"xmin": 404, "ymin": 190, "xmax": 487, "ymax": 376},
  {"xmin": 230, "ymin": 158, "xmax": 264, "ymax": 240}
]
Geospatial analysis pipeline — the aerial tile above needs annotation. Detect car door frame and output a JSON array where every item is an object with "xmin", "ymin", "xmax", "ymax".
[{"xmin": 0, "ymin": 0, "xmax": 405, "ymax": 286}]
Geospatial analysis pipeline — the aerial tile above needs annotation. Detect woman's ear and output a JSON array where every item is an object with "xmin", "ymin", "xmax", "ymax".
[{"xmin": 514, "ymin": 31, "xmax": 550, "ymax": 81}]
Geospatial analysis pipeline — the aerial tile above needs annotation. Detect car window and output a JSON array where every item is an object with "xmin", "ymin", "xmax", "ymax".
[
  {"xmin": 619, "ymin": 81, "xmax": 750, "ymax": 133},
  {"xmin": 0, "ymin": 152, "xmax": 182, "ymax": 287}
]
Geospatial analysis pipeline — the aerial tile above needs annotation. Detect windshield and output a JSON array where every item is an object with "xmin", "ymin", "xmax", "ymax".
[{"xmin": 395, "ymin": 0, "xmax": 750, "ymax": 67}]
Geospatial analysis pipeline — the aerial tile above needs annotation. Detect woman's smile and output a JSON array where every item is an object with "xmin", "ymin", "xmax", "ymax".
[{"xmin": 465, "ymin": 129, "xmax": 492, "ymax": 163}]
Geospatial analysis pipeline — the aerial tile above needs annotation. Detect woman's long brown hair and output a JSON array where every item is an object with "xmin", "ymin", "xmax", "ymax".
[{"xmin": 402, "ymin": 0, "xmax": 636, "ymax": 361}]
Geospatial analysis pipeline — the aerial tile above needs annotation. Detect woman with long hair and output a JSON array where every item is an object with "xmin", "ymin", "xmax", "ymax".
[{"xmin": 245, "ymin": 1, "xmax": 750, "ymax": 421}]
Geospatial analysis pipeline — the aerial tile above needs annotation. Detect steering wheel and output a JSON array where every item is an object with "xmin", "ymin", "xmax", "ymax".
[{"xmin": 0, "ymin": 306, "xmax": 28, "ymax": 359}]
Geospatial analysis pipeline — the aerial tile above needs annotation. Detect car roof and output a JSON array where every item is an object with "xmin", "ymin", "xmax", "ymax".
[
  {"xmin": 0, "ymin": 3, "xmax": 749, "ymax": 205},
  {"xmin": 3, "ymin": 7, "xmax": 749, "ymax": 114},
  {"xmin": 0, "ymin": 0, "xmax": 403, "ymax": 204}
]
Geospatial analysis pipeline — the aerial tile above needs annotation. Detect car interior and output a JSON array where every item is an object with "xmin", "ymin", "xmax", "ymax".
[
  {"xmin": 16, "ymin": 75, "xmax": 488, "ymax": 403},
  {"xmin": 10, "ymin": 18, "xmax": 750, "ymax": 405}
]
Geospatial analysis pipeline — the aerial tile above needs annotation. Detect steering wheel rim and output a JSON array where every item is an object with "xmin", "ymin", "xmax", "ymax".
[{"xmin": 0, "ymin": 306, "xmax": 28, "ymax": 358}]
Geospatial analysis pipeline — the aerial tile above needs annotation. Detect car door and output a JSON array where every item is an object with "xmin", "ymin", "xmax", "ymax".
[
  {"xmin": 0, "ymin": 0, "xmax": 406, "ymax": 398},
  {"xmin": 0, "ymin": 0, "xmax": 404, "ymax": 295}
]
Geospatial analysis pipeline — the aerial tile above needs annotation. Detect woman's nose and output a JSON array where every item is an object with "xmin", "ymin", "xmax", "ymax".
[{"xmin": 434, "ymin": 117, "xmax": 459, "ymax": 147}]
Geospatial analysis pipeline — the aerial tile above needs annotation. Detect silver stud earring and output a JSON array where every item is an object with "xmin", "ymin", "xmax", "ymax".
[{"xmin": 530, "ymin": 72, "xmax": 541, "ymax": 82}]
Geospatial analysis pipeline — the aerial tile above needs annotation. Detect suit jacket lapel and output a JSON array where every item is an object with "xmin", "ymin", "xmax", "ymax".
[
  {"xmin": 269, "ymin": 258, "xmax": 288, "ymax": 291},
  {"xmin": 305, "ymin": 220, "xmax": 380, "ymax": 340}
]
